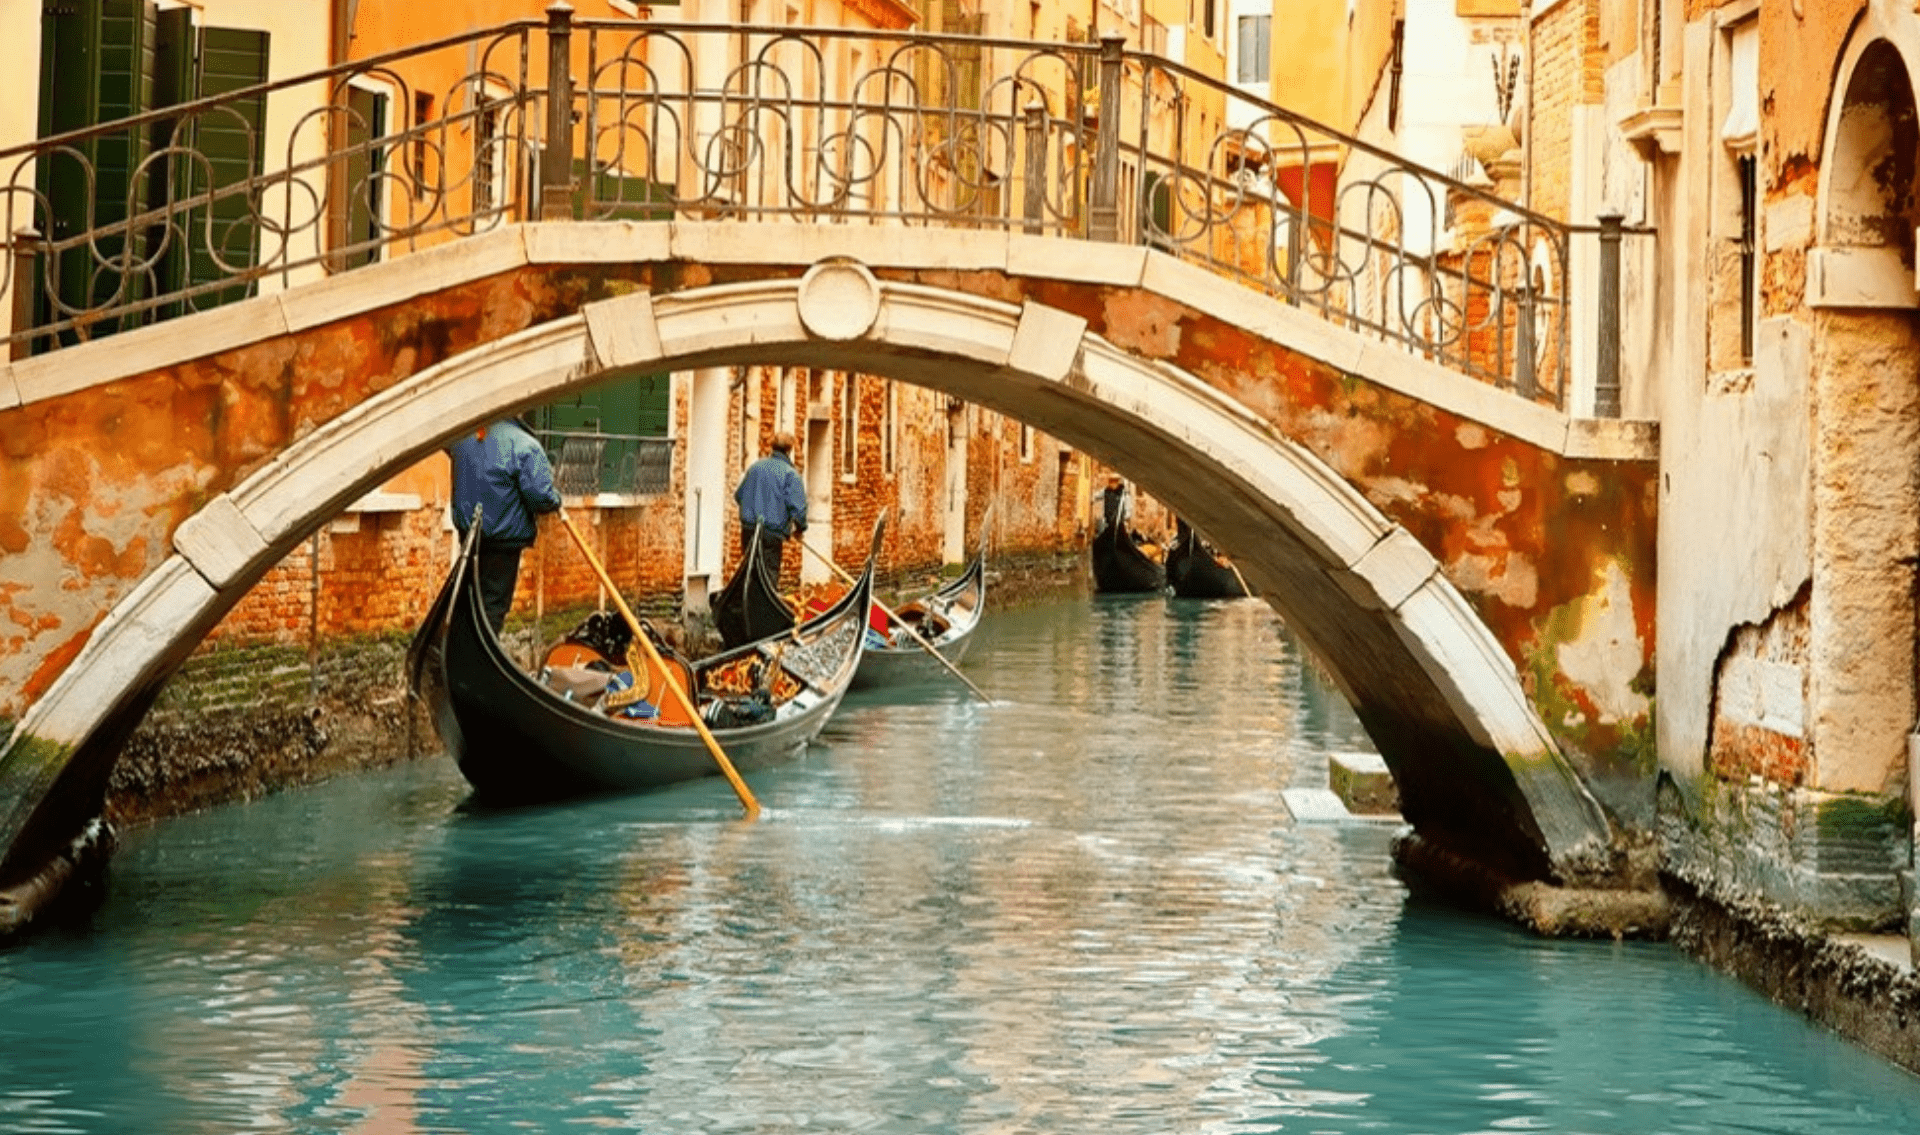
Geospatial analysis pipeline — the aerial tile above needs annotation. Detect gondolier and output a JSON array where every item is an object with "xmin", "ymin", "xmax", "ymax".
[
  {"xmin": 449, "ymin": 418, "xmax": 562, "ymax": 632},
  {"xmin": 734, "ymin": 430, "xmax": 809, "ymax": 569}
]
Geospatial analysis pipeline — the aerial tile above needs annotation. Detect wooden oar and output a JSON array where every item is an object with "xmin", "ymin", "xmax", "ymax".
[
  {"xmin": 1226, "ymin": 557, "xmax": 1253, "ymax": 598},
  {"xmin": 556, "ymin": 509, "xmax": 761, "ymax": 819},
  {"xmin": 794, "ymin": 535, "xmax": 994, "ymax": 705}
]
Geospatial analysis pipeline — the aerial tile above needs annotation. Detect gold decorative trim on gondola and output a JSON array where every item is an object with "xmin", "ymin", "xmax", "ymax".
[{"xmin": 700, "ymin": 655, "xmax": 802, "ymax": 703}]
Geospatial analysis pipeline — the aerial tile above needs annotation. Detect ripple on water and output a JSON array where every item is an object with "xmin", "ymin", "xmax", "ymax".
[{"xmin": 3, "ymin": 597, "xmax": 1919, "ymax": 1133}]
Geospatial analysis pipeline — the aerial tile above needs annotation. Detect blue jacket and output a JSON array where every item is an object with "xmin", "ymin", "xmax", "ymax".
[
  {"xmin": 734, "ymin": 452, "xmax": 808, "ymax": 538},
  {"xmin": 449, "ymin": 420, "xmax": 562, "ymax": 548}
]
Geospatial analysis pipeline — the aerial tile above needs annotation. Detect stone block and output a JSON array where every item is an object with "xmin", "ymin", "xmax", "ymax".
[
  {"xmin": 10, "ymin": 293, "xmax": 289, "ymax": 405},
  {"xmin": 279, "ymin": 227, "xmax": 528, "ymax": 333},
  {"xmin": 1007, "ymin": 302, "xmax": 1086, "ymax": 381},
  {"xmin": 174, "ymin": 495, "xmax": 271, "ymax": 591},
  {"xmin": 1329, "ymin": 750, "xmax": 1400, "ymax": 816},
  {"xmin": 1008, "ymin": 234, "xmax": 1146, "ymax": 286},
  {"xmin": 1280, "ymin": 787, "xmax": 1353, "ymax": 823},
  {"xmin": 525, "ymin": 220, "xmax": 671, "ymax": 265}
]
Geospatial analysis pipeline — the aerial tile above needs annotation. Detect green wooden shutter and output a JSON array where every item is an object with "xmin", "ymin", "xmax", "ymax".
[
  {"xmin": 343, "ymin": 84, "xmax": 386, "ymax": 269},
  {"xmin": 146, "ymin": 5, "xmax": 196, "ymax": 316},
  {"xmin": 184, "ymin": 26, "xmax": 269, "ymax": 307},
  {"xmin": 36, "ymin": 0, "xmax": 157, "ymax": 342}
]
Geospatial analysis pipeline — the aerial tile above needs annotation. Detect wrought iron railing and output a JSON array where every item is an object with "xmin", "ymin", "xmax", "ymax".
[
  {"xmin": 544, "ymin": 430, "xmax": 675, "ymax": 497},
  {"xmin": 0, "ymin": 9, "xmax": 1616, "ymax": 411}
]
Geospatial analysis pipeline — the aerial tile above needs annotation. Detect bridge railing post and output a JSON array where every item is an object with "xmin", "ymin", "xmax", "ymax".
[
  {"xmin": 1515, "ymin": 274, "xmax": 1537, "ymax": 401},
  {"xmin": 1088, "ymin": 34, "xmax": 1124, "ymax": 243},
  {"xmin": 1022, "ymin": 99, "xmax": 1046, "ymax": 235},
  {"xmin": 540, "ymin": 2, "xmax": 577, "ymax": 222},
  {"xmin": 9, "ymin": 228, "xmax": 40, "ymax": 361},
  {"xmin": 1594, "ymin": 211, "xmax": 1623, "ymax": 418}
]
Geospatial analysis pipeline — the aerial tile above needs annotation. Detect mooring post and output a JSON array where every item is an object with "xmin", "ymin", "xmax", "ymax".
[
  {"xmin": 540, "ymin": 2, "xmax": 577, "ymax": 222},
  {"xmin": 1022, "ymin": 99, "xmax": 1046, "ymax": 235},
  {"xmin": 1595, "ymin": 211, "xmax": 1623, "ymax": 418},
  {"xmin": 1089, "ymin": 34, "xmax": 1124, "ymax": 242},
  {"xmin": 8, "ymin": 228, "xmax": 39, "ymax": 361}
]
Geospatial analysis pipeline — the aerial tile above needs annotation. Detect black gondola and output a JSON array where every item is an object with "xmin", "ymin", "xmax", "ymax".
[
  {"xmin": 1165, "ymin": 518, "xmax": 1248, "ymax": 599},
  {"xmin": 852, "ymin": 547, "xmax": 987, "ymax": 690},
  {"xmin": 408, "ymin": 517, "xmax": 884, "ymax": 804},
  {"xmin": 711, "ymin": 524, "xmax": 796, "ymax": 649},
  {"xmin": 1090, "ymin": 520, "xmax": 1166, "ymax": 593}
]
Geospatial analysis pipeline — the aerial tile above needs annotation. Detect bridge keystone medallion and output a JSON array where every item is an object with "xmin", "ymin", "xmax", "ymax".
[{"xmin": 797, "ymin": 260, "xmax": 881, "ymax": 341}]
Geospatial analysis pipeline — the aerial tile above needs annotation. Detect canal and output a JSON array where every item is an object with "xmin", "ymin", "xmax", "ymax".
[{"xmin": 2, "ymin": 595, "xmax": 1917, "ymax": 1132}]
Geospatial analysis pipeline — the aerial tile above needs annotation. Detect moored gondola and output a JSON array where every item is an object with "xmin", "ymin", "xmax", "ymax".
[
  {"xmin": 1165, "ymin": 518, "xmax": 1248, "ymax": 599},
  {"xmin": 1090, "ymin": 520, "xmax": 1166, "ymax": 594},
  {"xmin": 852, "ymin": 546, "xmax": 988, "ymax": 690},
  {"xmin": 408, "ymin": 517, "xmax": 884, "ymax": 805}
]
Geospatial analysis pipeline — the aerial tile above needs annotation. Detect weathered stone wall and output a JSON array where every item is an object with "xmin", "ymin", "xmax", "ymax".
[{"xmin": 1634, "ymin": 0, "xmax": 1915, "ymax": 942}]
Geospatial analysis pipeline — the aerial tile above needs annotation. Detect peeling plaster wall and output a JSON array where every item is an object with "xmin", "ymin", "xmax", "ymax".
[
  {"xmin": 1639, "ymin": 0, "xmax": 1918, "ymax": 929},
  {"xmin": 1656, "ymin": 316, "xmax": 1813, "ymax": 783}
]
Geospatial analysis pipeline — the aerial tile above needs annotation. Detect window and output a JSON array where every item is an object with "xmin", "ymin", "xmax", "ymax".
[
  {"xmin": 882, "ymin": 382, "xmax": 897, "ymax": 475},
  {"xmin": 1020, "ymin": 422, "xmax": 1034, "ymax": 462},
  {"xmin": 1713, "ymin": 19, "xmax": 1758, "ymax": 369},
  {"xmin": 534, "ymin": 373, "xmax": 674, "ymax": 496},
  {"xmin": 1737, "ymin": 154, "xmax": 1757, "ymax": 361},
  {"xmin": 343, "ymin": 83, "xmax": 389, "ymax": 269},
  {"xmin": 839, "ymin": 374, "xmax": 859, "ymax": 475},
  {"xmin": 32, "ymin": 0, "xmax": 269, "ymax": 344},
  {"xmin": 1236, "ymin": 15, "xmax": 1270, "ymax": 84},
  {"xmin": 412, "ymin": 91, "xmax": 435, "ymax": 192},
  {"xmin": 471, "ymin": 84, "xmax": 515, "ymax": 223}
]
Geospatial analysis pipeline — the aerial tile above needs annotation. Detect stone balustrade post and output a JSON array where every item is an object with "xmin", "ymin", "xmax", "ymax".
[
  {"xmin": 1089, "ymin": 34, "xmax": 1124, "ymax": 243},
  {"xmin": 540, "ymin": 2, "xmax": 577, "ymax": 222},
  {"xmin": 9, "ymin": 228, "xmax": 40, "ymax": 361},
  {"xmin": 1022, "ymin": 99, "xmax": 1046, "ymax": 235},
  {"xmin": 1595, "ymin": 211, "xmax": 1623, "ymax": 418}
]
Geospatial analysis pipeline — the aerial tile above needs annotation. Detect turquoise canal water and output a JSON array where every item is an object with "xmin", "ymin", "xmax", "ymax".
[{"xmin": 3, "ymin": 595, "xmax": 1917, "ymax": 1133}]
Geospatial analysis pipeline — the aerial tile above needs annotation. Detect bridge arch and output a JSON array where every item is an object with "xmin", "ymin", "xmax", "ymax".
[{"xmin": 0, "ymin": 226, "xmax": 1644, "ymax": 920}]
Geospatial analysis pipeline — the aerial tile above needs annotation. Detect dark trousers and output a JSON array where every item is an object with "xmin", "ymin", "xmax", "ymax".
[
  {"xmin": 476, "ymin": 544, "xmax": 525, "ymax": 634},
  {"xmin": 739, "ymin": 526, "xmax": 786, "ymax": 573}
]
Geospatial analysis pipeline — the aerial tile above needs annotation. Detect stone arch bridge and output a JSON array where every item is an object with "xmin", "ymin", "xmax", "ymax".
[
  {"xmin": 0, "ymin": 222, "xmax": 1654, "ymax": 919},
  {"xmin": 0, "ymin": 16, "xmax": 1655, "ymax": 927}
]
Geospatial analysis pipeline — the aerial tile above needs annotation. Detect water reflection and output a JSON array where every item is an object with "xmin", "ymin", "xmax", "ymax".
[{"xmin": 1, "ymin": 597, "xmax": 1916, "ymax": 1133}]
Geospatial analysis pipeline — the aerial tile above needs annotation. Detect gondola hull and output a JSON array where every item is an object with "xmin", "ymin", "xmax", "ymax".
[
  {"xmin": 711, "ymin": 531, "xmax": 794, "ymax": 649},
  {"xmin": 410, "ymin": 521, "xmax": 880, "ymax": 805},
  {"xmin": 1165, "ymin": 528, "xmax": 1247, "ymax": 599},
  {"xmin": 851, "ymin": 552, "xmax": 987, "ymax": 690},
  {"xmin": 1090, "ymin": 524, "xmax": 1166, "ymax": 594}
]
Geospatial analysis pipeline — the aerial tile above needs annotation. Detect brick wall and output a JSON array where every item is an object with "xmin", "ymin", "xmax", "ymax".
[{"xmin": 1526, "ymin": 0, "xmax": 1596, "ymax": 222}]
